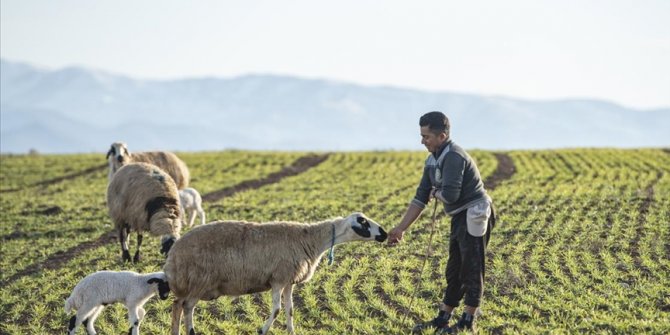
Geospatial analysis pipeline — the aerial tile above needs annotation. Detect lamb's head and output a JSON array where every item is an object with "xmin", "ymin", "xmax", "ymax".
[
  {"xmin": 147, "ymin": 277, "xmax": 171, "ymax": 300},
  {"xmin": 106, "ymin": 142, "xmax": 130, "ymax": 172},
  {"xmin": 342, "ymin": 212, "xmax": 387, "ymax": 242}
]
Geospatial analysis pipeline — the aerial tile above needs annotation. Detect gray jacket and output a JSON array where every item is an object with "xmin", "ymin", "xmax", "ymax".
[{"xmin": 411, "ymin": 140, "xmax": 489, "ymax": 215}]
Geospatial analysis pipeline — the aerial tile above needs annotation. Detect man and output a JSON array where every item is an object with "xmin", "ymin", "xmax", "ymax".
[{"xmin": 388, "ymin": 111, "xmax": 495, "ymax": 334}]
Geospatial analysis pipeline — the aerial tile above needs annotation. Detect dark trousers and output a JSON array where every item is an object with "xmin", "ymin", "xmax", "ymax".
[{"xmin": 442, "ymin": 208, "xmax": 493, "ymax": 308}]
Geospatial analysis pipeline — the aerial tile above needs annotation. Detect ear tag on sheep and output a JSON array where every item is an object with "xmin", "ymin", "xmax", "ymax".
[{"xmin": 328, "ymin": 224, "xmax": 336, "ymax": 265}]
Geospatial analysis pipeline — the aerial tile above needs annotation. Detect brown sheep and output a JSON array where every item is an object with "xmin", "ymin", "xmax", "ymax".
[
  {"xmin": 107, "ymin": 162, "xmax": 182, "ymax": 262},
  {"xmin": 163, "ymin": 212, "xmax": 388, "ymax": 335},
  {"xmin": 106, "ymin": 142, "xmax": 190, "ymax": 189}
]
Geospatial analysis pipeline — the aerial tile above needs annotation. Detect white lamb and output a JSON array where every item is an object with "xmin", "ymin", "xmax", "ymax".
[
  {"xmin": 178, "ymin": 187, "xmax": 205, "ymax": 227},
  {"xmin": 164, "ymin": 212, "xmax": 388, "ymax": 335},
  {"xmin": 64, "ymin": 270, "xmax": 170, "ymax": 335}
]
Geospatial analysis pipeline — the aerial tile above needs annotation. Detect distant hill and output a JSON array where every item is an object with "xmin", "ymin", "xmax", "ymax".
[{"xmin": 1, "ymin": 58, "xmax": 668, "ymax": 153}]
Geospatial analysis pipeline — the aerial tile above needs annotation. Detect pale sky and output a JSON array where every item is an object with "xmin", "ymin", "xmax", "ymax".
[{"xmin": 2, "ymin": 0, "xmax": 669, "ymax": 109}]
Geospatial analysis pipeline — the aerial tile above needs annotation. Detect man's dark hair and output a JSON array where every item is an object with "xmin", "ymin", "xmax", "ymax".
[{"xmin": 420, "ymin": 111, "xmax": 450, "ymax": 137}]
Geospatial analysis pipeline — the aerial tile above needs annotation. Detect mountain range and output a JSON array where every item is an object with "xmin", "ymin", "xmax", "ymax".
[{"xmin": 1, "ymin": 58, "xmax": 668, "ymax": 153}]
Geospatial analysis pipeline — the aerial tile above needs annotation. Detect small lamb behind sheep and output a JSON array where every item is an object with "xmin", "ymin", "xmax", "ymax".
[
  {"xmin": 107, "ymin": 142, "xmax": 190, "ymax": 189},
  {"xmin": 107, "ymin": 162, "xmax": 182, "ymax": 262},
  {"xmin": 64, "ymin": 270, "xmax": 170, "ymax": 335},
  {"xmin": 178, "ymin": 187, "xmax": 205, "ymax": 227},
  {"xmin": 164, "ymin": 212, "xmax": 388, "ymax": 335}
]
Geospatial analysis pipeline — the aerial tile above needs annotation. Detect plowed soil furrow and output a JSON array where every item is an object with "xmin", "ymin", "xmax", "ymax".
[
  {"xmin": 485, "ymin": 153, "xmax": 516, "ymax": 191},
  {"xmin": 1, "ymin": 231, "xmax": 116, "ymax": 286},
  {"xmin": 202, "ymin": 153, "xmax": 331, "ymax": 203},
  {"xmin": 1, "ymin": 163, "xmax": 107, "ymax": 193}
]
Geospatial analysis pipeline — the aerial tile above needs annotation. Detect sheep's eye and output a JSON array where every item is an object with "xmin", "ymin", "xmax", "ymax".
[
  {"xmin": 356, "ymin": 216, "xmax": 369, "ymax": 227},
  {"xmin": 110, "ymin": 148, "xmax": 116, "ymax": 155}
]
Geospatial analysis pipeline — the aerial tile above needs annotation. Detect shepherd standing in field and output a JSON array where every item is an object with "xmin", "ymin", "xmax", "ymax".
[{"xmin": 388, "ymin": 111, "xmax": 495, "ymax": 334}]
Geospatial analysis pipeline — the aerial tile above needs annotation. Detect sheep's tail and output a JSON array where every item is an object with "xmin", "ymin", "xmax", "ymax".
[{"xmin": 64, "ymin": 295, "xmax": 75, "ymax": 314}]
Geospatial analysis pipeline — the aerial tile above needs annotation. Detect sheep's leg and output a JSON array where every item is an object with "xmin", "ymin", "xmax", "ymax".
[
  {"xmin": 119, "ymin": 225, "xmax": 131, "ymax": 262},
  {"xmin": 283, "ymin": 284, "xmax": 295, "ymax": 335},
  {"xmin": 183, "ymin": 299, "xmax": 198, "ymax": 335},
  {"xmin": 68, "ymin": 303, "xmax": 97, "ymax": 335},
  {"xmin": 127, "ymin": 305, "xmax": 144, "ymax": 335},
  {"xmin": 133, "ymin": 233, "xmax": 143, "ymax": 263},
  {"xmin": 188, "ymin": 209, "xmax": 197, "ymax": 227},
  {"xmin": 85, "ymin": 305, "xmax": 104, "ymax": 334},
  {"xmin": 171, "ymin": 299, "xmax": 184, "ymax": 335},
  {"xmin": 197, "ymin": 207, "xmax": 205, "ymax": 226},
  {"xmin": 259, "ymin": 285, "xmax": 283, "ymax": 335},
  {"xmin": 180, "ymin": 207, "xmax": 187, "ymax": 227}
]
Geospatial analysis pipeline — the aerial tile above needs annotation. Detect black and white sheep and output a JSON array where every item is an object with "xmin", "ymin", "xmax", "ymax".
[
  {"xmin": 163, "ymin": 212, "xmax": 388, "ymax": 335},
  {"xmin": 106, "ymin": 142, "xmax": 190, "ymax": 189},
  {"xmin": 64, "ymin": 270, "xmax": 170, "ymax": 335},
  {"xmin": 178, "ymin": 187, "xmax": 205, "ymax": 228},
  {"xmin": 107, "ymin": 162, "xmax": 182, "ymax": 262}
]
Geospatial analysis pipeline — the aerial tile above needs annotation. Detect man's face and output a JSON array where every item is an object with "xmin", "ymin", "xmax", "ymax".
[{"xmin": 420, "ymin": 126, "xmax": 447, "ymax": 153}]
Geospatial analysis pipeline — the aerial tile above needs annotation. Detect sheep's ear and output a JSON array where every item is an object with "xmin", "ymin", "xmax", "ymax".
[{"xmin": 106, "ymin": 148, "xmax": 114, "ymax": 159}]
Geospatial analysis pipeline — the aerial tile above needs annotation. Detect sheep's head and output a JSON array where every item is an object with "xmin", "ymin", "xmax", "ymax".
[
  {"xmin": 343, "ymin": 212, "xmax": 387, "ymax": 242},
  {"xmin": 107, "ymin": 142, "xmax": 130, "ymax": 172},
  {"xmin": 148, "ymin": 277, "xmax": 171, "ymax": 300},
  {"xmin": 160, "ymin": 236, "xmax": 177, "ymax": 257}
]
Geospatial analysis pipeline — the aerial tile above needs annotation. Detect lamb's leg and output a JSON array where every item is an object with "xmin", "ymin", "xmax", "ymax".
[
  {"xmin": 197, "ymin": 206, "xmax": 205, "ymax": 226},
  {"xmin": 283, "ymin": 284, "xmax": 295, "ymax": 335},
  {"xmin": 180, "ymin": 207, "xmax": 187, "ymax": 227},
  {"xmin": 171, "ymin": 299, "xmax": 184, "ymax": 335},
  {"xmin": 68, "ymin": 303, "xmax": 97, "ymax": 335},
  {"xmin": 183, "ymin": 299, "xmax": 198, "ymax": 335},
  {"xmin": 85, "ymin": 305, "xmax": 104, "ymax": 334},
  {"xmin": 133, "ymin": 233, "xmax": 143, "ymax": 263},
  {"xmin": 188, "ymin": 209, "xmax": 197, "ymax": 227},
  {"xmin": 119, "ymin": 225, "xmax": 131, "ymax": 262},
  {"xmin": 259, "ymin": 285, "xmax": 283, "ymax": 335},
  {"xmin": 127, "ymin": 306, "xmax": 144, "ymax": 335}
]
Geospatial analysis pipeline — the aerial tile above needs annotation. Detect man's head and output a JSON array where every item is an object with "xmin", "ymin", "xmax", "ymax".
[{"xmin": 419, "ymin": 111, "xmax": 450, "ymax": 153}]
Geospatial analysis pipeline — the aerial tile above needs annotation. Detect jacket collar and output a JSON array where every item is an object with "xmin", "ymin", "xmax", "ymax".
[{"xmin": 432, "ymin": 139, "xmax": 453, "ymax": 159}]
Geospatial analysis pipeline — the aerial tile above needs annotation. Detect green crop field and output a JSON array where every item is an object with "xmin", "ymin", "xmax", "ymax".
[{"xmin": 1, "ymin": 149, "xmax": 669, "ymax": 334}]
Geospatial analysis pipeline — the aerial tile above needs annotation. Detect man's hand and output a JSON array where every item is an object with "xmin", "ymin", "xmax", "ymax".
[
  {"xmin": 387, "ymin": 227, "xmax": 405, "ymax": 246},
  {"xmin": 430, "ymin": 187, "xmax": 438, "ymax": 200},
  {"xmin": 431, "ymin": 187, "xmax": 447, "ymax": 204}
]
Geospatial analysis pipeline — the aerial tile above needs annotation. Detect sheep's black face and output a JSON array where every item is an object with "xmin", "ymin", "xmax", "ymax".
[
  {"xmin": 148, "ymin": 278, "xmax": 171, "ymax": 300},
  {"xmin": 160, "ymin": 237, "xmax": 176, "ymax": 256},
  {"xmin": 349, "ymin": 213, "xmax": 387, "ymax": 242}
]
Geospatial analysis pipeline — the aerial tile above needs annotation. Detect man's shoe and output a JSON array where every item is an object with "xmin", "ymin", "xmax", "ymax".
[
  {"xmin": 411, "ymin": 314, "xmax": 451, "ymax": 334},
  {"xmin": 435, "ymin": 312, "xmax": 474, "ymax": 334}
]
